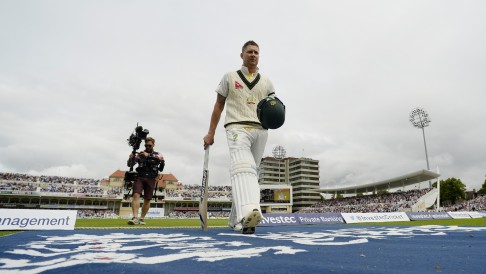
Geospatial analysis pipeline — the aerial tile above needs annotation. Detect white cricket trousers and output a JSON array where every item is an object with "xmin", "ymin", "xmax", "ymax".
[{"xmin": 226, "ymin": 127, "xmax": 268, "ymax": 227}]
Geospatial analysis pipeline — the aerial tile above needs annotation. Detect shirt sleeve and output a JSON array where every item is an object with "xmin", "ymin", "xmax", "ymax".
[
  {"xmin": 215, "ymin": 73, "xmax": 229, "ymax": 98},
  {"xmin": 267, "ymin": 78, "xmax": 276, "ymax": 96}
]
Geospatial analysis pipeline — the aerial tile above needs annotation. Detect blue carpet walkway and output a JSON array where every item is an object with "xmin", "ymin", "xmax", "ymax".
[{"xmin": 1, "ymin": 225, "xmax": 485, "ymax": 274}]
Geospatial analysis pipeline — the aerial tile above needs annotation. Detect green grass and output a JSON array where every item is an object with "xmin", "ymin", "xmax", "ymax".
[
  {"xmin": 0, "ymin": 231, "xmax": 18, "ymax": 237},
  {"xmin": 76, "ymin": 217, "xmax": 486, "ymax": 228},
  {"xmin": 1, "ymin": 218, "xmax": 485, "ymax": 237},
  {"xmin": 75, "ymin": 218, "xmax": 228, "ymax": 228}
]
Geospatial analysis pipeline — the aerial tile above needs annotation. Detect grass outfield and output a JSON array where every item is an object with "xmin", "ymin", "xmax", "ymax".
[
  {"xmin": 76, "ymin": 218, "xmax": 228, "ymax": 228},
  {"xmin": 76, "ymin": 217, "xmax": 486, "ymax": 228},
  {"xmin": 1, "ymin": 218, "xmax": 485, "ymax": 237}
]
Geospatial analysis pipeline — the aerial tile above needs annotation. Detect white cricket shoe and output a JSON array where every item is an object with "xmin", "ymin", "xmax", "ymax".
[
  {"xmin": 233, "ymin": 223, "xmax": 243, "ymax": 232},
  {"xmin": 241, "ymin": 209, "xmax": 262, "ymax": 234}
]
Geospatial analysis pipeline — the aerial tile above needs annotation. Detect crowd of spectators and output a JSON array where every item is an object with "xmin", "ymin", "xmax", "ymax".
[
  {"xmin": 299, "ymin": 188, "xmax": 432, "ymax": 213},
  {"xmin": 38, "ymin": 175, "xmax": 101, "ymax": 187},
  {"xmin": 2, "ymin": 172, "xmax": 484, "ymax": 217},
  {"xmin": 0, "ymin": 182, "xmax": 37, "ymax": 191},
  {"xmin": 107, "ymin": 186, "xmax": 123, "ymax": 196},
  {"xmin": 39, "ymin": 184, "xmax": 76, "ymax": 193},
  {"xmin": 208, "ymin": 211, "xmax": 231, "ymax": 218},
  {"xmin": 168, "ymin": 210, "xmax": 230, "ymax": 219},
  {"xmin": 39, "ymin": 175, "xmax": 76, "ymax": 185},
  {"xmin": 0, "ymin": 172, "xmax": 121, "ymax": 197},
  {"xmin": 77, "ymin": 186, "xmax": 104, "ymax": 195},
  {"xmin": 1, "ymin": 172, "xmax": 102, "ymax": 185},
  {"xmin": 0, "ymin": 173, "xmax": 37, "ymax": 182},
  {"xmin": 168, "ymin": 210, "xmax": 199, "ymax": 218},
  {"xmin": 165, "ymin": 185, "xmax": 232, "ymax": 200},
  {"xmin": 448, "ymin": 195, "xmax": 486, "ymax": 211},
  {"xmin": 77, "ymin": 209, "xmax": 117, "ymax": 218}
]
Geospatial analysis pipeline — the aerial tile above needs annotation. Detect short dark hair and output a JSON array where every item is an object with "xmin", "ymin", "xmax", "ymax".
[
  {"xmin": 242, "ymin": 40, "xmax": 259, "ymax": 52},
  {"xmin": 145, "ymin": 137, "xmax": 155, "ymax": 144}
]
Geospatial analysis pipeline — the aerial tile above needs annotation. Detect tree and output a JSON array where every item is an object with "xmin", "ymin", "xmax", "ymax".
[
  {"xmin": 433, "ymin": 178, "xmax": 466, "ymax": 206},
  {"xmin": 377, "ymin": 189, "xmax": 389, "ymax": 195},
  {"xmin": 477, "ymin": 178, "xmax": 486, "ymax": 195}
]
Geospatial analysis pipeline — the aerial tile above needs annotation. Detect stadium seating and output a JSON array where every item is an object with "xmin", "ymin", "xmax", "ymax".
[
  {"xmin": 298, "ymin": 188, "xmax": 433, "ymax": 213},
  {"xmin": 2, "ymin": 172, "xmax": 483, "ymax": 218}
]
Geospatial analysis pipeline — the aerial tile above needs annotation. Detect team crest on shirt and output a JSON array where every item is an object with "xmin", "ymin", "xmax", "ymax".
[
  {"xmin": 235, "ymin": 81, "xmax": 244, "ymax": 89},
  {"xmin": 246, "ymin": 95, "xmax": 256, "ymax": 104}
]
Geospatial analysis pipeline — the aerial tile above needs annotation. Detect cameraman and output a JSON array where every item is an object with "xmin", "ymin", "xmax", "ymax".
[{"xmin": 126, "ymin": 137, "xmax": 164, "ymax": 225}]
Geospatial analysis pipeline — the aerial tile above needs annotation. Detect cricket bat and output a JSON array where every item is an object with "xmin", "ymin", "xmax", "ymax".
[{"xmin": 198, "ymin": 147, "xmax": 210, "ymax": 231}]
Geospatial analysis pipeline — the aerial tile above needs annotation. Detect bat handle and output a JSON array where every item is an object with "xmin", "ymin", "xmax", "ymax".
[{"xmin": 203, "ymin": 146, "xmax": 210, "ymax": 169}]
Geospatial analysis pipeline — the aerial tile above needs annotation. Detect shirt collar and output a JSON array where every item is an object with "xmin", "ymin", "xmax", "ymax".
[{"xmin": 240, "ymin": 66, "xmax": 259, "ymax": 77}]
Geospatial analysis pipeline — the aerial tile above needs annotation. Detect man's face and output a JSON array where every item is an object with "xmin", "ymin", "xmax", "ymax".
[
  {"xmin": 144, "ymin": 142, "xmax": 154, "ymax": 152},
  {"xmin": 241, "ymin": 45, "xmax": 259, "ymax": 68}
]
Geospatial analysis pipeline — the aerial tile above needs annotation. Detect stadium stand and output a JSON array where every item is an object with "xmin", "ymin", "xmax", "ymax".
[
  {"xmin": 0, "ymin": 172, "xmax": 233, "ymax": 219},
  {"xmin": 168, "ymin": 210, "xmax": 230, "ymax": 219},
  {"xmin": 1, "ymin": 172, "xmax": 483, "ymax": 219},
  {"xmin": 447, "ymin": 194, "xmax": 486, "ymax": 211},
  {"xmin": 77, "ymin": 209, "xmax": 118, "ymax": 218},
  {"xmin": 165, "ymin": 185, "xmax": 232, "ymax": 201},
  {"xmin": 0, "ymin": 173, "xmax": 123, "ymax": 217},
  {"xmin": 298, "ymin": 188, "xmax": 433, "ymax": 213}
]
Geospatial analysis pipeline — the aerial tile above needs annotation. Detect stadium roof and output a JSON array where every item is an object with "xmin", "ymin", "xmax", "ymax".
[
  {"xmin": 109, "ymin": 169, "xmax": 126, "ymax": 178},
  {"xmin": 317, "ymin": 169, "xmax": 440, "ymax": 195}
]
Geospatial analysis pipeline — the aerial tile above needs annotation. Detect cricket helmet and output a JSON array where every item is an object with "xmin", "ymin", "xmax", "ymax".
[{"xmin": 257, "ymin": 96, "xmax": 286, "ymax": 129}]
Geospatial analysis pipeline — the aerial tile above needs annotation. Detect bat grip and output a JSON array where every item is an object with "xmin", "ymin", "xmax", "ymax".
[{"xmin": 203, "ymin": 146, "xmax": 210, "ymax": 170}]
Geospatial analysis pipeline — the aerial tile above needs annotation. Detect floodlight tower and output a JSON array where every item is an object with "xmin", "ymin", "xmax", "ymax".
[
  {"xmin": 272, "ymin": 145, "xmax": 286, "ymax": 160},
  {"xmin": 409, "ymin": 107, "xmax": 432, "ymax": 187},
  {"xmin": 272, "ymin": 146, "xmax": 286, "ymax": 185}
]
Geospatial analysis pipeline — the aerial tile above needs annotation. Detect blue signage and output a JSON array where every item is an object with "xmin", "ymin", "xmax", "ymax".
[{"xmin": 259, "ymin": 213, "xmax": 345, "ymax": 226}]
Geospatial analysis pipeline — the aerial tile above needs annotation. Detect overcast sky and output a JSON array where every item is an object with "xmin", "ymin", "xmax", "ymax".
[{"xmin": 1, "ymin": 1, "xmax": 485, "ymax": 191}]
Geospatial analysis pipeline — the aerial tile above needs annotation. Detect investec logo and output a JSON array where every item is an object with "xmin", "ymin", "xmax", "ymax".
[{"xmin": 260, "ymin": 215, "xmax": 297, "ymax": 225}]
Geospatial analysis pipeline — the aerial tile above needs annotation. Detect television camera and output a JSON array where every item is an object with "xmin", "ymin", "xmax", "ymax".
[{"xmin": 124, "ymin": 124, "xmax": 150, "ymax": 194}]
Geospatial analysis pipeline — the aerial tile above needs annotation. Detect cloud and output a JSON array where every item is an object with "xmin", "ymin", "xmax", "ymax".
[{"xmin": 1, "ymin": 1, "xmax": 485, "ymax": 192}]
